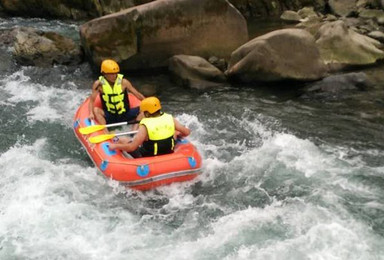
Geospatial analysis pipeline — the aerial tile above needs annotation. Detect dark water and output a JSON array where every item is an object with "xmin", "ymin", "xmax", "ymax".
[{"xmin": 1, "ymin": 17, "xmax": 384, "ymax": 260}]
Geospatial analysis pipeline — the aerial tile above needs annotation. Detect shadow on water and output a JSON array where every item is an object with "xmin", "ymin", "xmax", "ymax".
[{"xmin": 230, "ymin": 79, "xmax": 307, "ymax": 102}]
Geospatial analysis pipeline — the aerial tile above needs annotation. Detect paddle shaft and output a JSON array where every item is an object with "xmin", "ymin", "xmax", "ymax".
[
  {"xmin": 89, "ymin": 130, "xmax": 138, "ymax": 144},
  {"xmin": 113, "ymin": 130, "xmax": 139, "ymax": 138},
  {"xmin": 79, "ymin": 120, "xmax": 139, "ymax": 135},
  {"xmin": 103, "ymin": 121, "xmax": 138, "ymax": 128}
]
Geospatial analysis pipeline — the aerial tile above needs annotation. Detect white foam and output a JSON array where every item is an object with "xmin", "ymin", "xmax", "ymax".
[
  {"xmin": 1, "ymin": 70, "xmax": 87, "ymax": 124},
  {"xmin": 180, "ymin": 199, "xmax": 384, "ymax": 260},
  {"xmin": 0, "ymin": 139, "xmax": 145, "ymax": 258}
]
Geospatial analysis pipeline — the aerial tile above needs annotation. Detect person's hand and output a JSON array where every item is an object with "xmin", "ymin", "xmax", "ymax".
[{"xmin": 109, "ymin": 143, "xmax": 116, "ymax": 150}]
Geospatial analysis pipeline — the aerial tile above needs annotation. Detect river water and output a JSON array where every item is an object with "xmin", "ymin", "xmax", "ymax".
[{"xmin": 1, "ymin": 17, "xmax": 384, "ymax": 260}]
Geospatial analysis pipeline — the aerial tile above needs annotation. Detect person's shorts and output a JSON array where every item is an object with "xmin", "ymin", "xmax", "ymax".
[
  {"xmin": 130, "ymin": 146, "xmax": 174, "ymax": 158},
  {"xmin": 104, "ymin": 107, "xmax": 140, "ymax": 124}
]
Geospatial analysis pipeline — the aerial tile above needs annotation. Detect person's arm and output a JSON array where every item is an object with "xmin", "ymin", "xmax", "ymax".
[
  {"xmin": 174, "ymin": 118, "xmax": 190, "ymax": 137},
  {"xmin": 123, "ymin": 79, "xmax": 145, "ymax": 100},
  {"xmin": 109, "ymin": 125, "xmax": 148, "ymax": 152},
  {"xmin": 88, "ymin": 80, "xmax": 101, "ymax": 120}
]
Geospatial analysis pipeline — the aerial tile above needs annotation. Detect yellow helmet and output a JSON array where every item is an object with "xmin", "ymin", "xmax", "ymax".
[
  {"xmin": 140, "ymin": 97, "xmax": 162, "ymax": 114},
  {"xmin": 101, "ymin": 59, "xmax": 119, "ymax": 73}
]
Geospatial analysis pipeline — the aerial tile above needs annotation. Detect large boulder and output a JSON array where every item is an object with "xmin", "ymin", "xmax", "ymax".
[
  {"xmin": 0, "ymin": 0, "xmax": 99, "ymax": 19},
  {"xmin": 225, "ymin": 28, "xmax": 327, "ymax": 82},
  {"xmin": 13, "ymin": 27, "xmax": 83, "ymax": 67},
  {"xmin": 168, "ymin": 55, "xmax": 226, "ymax": 89},
  {"xmin": 0, "ymin": 0, "xmax": 327, "ymax": 20},
  {"xmin": 328, "ymin": 0, "xmax": 357, "ymax": 17},
  {"xmin": 315, "ymin": 21, "xmax": 384, "ymax": 67},
  {"xmin": 0, "ymin": 0, "xmax": 154, "ymax": 19},
  {"xmin": 79, "ymin": 0, "xmax": 248, "ymax": 71}
]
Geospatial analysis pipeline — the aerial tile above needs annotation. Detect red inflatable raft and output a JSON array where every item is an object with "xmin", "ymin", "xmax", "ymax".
[{"xmin": 73, "ymin": 94, "xmax": 202, "ymax": 190}]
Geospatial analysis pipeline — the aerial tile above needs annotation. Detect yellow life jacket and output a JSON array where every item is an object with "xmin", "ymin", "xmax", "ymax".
[
  {"xmin": 99, "ymin": 74, "xmax": 128, "ymax": 114},
  {"xmin": 140, "ymin": 113, "xmax": 175, "ymax": 156}
]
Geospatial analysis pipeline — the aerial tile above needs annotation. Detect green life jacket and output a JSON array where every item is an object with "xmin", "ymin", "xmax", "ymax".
[
  {"xmin": 140, "ymin": 113, "xmax": 175, "ymax": 156},
  {"xmin": 99, "ymin": 74, "xmax": 129, "ymax": 114}
]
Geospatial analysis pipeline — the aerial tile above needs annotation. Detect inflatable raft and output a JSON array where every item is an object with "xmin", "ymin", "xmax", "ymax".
[{"xmin": 73, "ymin": 94, "xmax": 202, "ymax": 190}]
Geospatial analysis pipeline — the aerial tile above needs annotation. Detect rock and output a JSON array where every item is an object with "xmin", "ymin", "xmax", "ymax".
[
  {"xmin": 324, "ymin": 14, "xmax": 338, "ymax": 21},
  {"xmin": 328, "ymin": 0, "xmax": 357, "ymax": 17},
  {"xmin": 168, "ymin": 55, "xmax": 226, "ymax": 89},
  {"xmin": 225, "ymin": 28, "xmax": 327, "ymax": 83},
  {"xmin": 0, "ymin": 28, "xmax": 17, "ymax": 46},
  {"xmin": 208, "ymin": 56, "xmax": 227, "ymax": 72},
  {"xmin": 341, "ymin": 17, "xmax": 363, "ymax": 28},
  {"xmin": 315, "ymin": 21, "xmax": 384, "ymax": 68},
  {"xmin": 295, "ymin": 15, "xmax": 323, "ymax": 35},
  {"xmin": 80, "ymin": 0, "xmax": 248, "ymax": 71},
  {"xmin": 0, "ymin": 0, "xmax": 155, "ymax": 19},
  {"xmin": 0, "ymin": 0, "xmax": 330, "ymax": 21},
  {"xmin": 359, "ymin": 8, "xmax": 384, "ymax": 25},
  {"xmin": 13, "ymin": 27, "xmax": 83, "ymax": 67},
  {"xmin": 139, "ymin": 83, "xmax": 158, "ymax": 96},
  {"xmin": 301, "ymin": 72, "xmax": 372, "ymax": 100},
  {"xmin": 228, "ymin": 0, "xmax": 326, "ymax": 19},
  {"xmin": 280, "ymin": 10, "xmax": 302, "ymax": 23},
  {"xmin": 308, "ymin": 72, "xmax": 371, "ymax": 92},
  {"xmin": 368, "ymin": 31, "xmax": 384, "ymax": 42},
  {"xmin": 0, "ymin": 47, "xmax": 16, "ymax": 73},
  {"xmin": 294, "ymin": 7, "xmax": 323, "ymax": 36},
  {"xmin": 298, "ymin": 6, "xmax": 321, "ymax": 20},
  {"xmin": 0, "ymin": 0, "xmax": 95, "ymax": 19},
  {"xmin": 356, "ymin": 0, "xmax": 382, "ymax": 9}
]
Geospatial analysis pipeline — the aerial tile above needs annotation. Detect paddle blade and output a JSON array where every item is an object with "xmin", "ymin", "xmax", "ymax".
[
  {"xmin": 79, "ymin": 124, "xmax": 105, "ymax": 134},
  {"xmin": 89, "ymin": 134, "xmax": 115, "ymax": 144}
]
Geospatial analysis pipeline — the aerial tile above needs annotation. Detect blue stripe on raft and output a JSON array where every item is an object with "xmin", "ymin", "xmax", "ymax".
[
  {"xmin": 101, "ymin": 142, "xmax": 116, "ymax": 156},
  {"xmin": 73, "ymin": 119, "xmax": 80, "ymax": 129},
  {"xmin": 84, "ymin": 118, "xmax": 92, "ymax": 126},
  {"xmin": 137, "ymin": 164, "xmax": 150, "ymax": 177},
  {"xmin": 176, "ymin": 138, "xmax": 189, "ymax": 144},
  {"xmin": 100, "ymin": 160, "xmax": 108, "ymax": 171},
  {"xmin": 188, "ymin": 157, "xmax": 197, "ymax": 168}
]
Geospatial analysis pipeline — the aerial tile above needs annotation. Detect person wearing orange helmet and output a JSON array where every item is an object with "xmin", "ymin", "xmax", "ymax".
[
  {"xmin": 109, "ymin": 97, "xmax": 190, "ymax": 158},
  {"xmin": 88, "ymin": 59, "xmax": 145, "ymax": 125}
]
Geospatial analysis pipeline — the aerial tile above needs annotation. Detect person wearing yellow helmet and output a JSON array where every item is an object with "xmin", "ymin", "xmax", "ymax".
[
  {"xmin": 109, "ymin": 97, "xmax": 190, "ymax": 158},
  {"xmin": 88, "ymin": 59, "xmax": 145, "ymax": 125}
]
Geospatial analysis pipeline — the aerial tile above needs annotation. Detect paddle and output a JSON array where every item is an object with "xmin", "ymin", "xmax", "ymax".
[
  {"xmin": 79, "ymin": 121, "xmax": 139, "ymax": 135},
  {"xmin": 89, "ymin": 130, "xmax": 138, "ymax": 144}
]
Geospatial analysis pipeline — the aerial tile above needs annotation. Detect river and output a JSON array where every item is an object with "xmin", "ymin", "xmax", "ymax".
[{"xmin": 1, "ymin": 17, "xmax": 384, "ymax": 260}]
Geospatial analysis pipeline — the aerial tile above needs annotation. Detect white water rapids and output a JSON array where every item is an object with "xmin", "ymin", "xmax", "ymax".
[{"xmin": 0, "ymin": 18, "xmax": 384, "ymax": 260}]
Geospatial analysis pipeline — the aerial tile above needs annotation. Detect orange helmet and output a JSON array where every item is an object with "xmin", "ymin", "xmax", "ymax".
[
  {"xmin": 140, "ymin": 97, "xmax": 162, "ymax": 114},
  {"xmin": 101, "ymin": 59, "xmax": 119, "ymax": 73}
]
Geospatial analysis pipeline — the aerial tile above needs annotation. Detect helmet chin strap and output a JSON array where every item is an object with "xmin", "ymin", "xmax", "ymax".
[
  {"xmin": 144, "ymin": 110, "xmax": 161, "ymax": 118},
  {"xmin": 103, "ymin": 73, "xmax": 117, "ymax": 84},
  {"xmin": 144, "ymin": 111, "xmax": 151, "ymax": 117}
]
